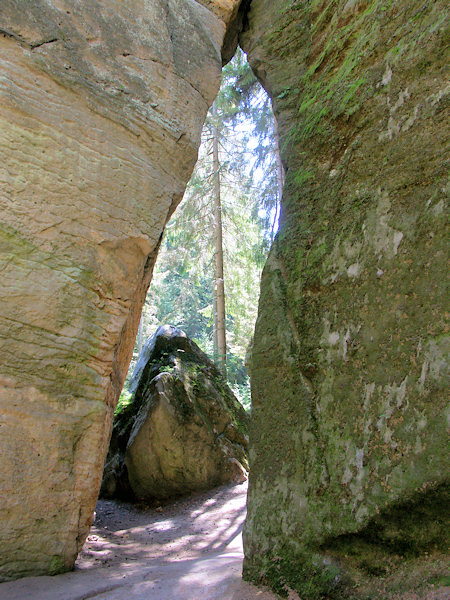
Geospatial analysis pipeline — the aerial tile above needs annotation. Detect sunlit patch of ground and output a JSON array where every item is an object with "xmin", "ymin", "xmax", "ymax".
[{"xmin": 0, "ymin": 482, "xmax": 277, "ymax": 600}]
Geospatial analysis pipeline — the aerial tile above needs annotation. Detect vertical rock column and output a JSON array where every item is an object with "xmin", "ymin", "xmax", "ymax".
[
  {"xmin": 241, "ymin": 0, "xmax": 448, "ymax": 596},
  {"xmin": 0, "ymin": 0, "xmax": 240, "ymax": 580}
]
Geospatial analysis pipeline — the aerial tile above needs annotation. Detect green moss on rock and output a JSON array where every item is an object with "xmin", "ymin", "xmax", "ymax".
[
  {"xmin": 240, "ymin": 0, "xmax": 448, "ymax": 597},
  {"xmin": 101, "ymin": 326, "xmax": 250, "ymax": 501}
]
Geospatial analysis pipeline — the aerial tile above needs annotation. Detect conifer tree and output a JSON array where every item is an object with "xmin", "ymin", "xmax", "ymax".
[
  {"xmin": 126, "ymin": 50, "xmax": 283, "ymax": 408},
  {"xmin": 211, "ymin": 102, "xmax": 227, "ymax": 375}
]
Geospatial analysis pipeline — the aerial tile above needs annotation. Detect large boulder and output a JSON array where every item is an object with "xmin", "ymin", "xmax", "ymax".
[
  {"xmin": 101, "ymin": 325, "xmax": 249, "ymax": 501},
  {"xmin": 0, "ymin": 0, "xmax": 242, "ymax": 580},
  {"xmin": 241, "ymin": 0, "xmax": 449, "ymax": 598}
]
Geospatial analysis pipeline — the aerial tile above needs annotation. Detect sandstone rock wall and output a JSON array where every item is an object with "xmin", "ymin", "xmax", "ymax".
[
  {"xmin": 0, "ymin": 0, "xmax": 240, "ymax": 580},
  {"xmin": 241, "ymin": 1, "xmax": 449, "ymax": 596}
]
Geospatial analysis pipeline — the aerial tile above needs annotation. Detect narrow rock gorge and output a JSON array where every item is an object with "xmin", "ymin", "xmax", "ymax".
[{"xmin": 0, "ymin": 0, "xmax": 448, "ymax": 596}]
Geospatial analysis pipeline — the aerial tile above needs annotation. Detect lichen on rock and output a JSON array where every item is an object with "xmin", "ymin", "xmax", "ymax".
[{"xmin": 240, "ymin": 0, "xmax": 449, "ymax": 597}]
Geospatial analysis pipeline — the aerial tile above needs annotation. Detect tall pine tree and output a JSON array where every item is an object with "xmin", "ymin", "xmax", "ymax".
[{"xmin": 124, "ymin": 50, "xmax": 282, "ymax": 408}]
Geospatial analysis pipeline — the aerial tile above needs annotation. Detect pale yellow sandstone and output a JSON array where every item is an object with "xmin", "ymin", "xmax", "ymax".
[{"xmin": 0, "ymin": 0, "xmax": 240, "ymax": 580}]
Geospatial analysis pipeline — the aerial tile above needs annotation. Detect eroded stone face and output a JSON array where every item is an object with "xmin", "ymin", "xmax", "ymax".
[
  {"xmin": 0, "ymin": 0, "xmax": 239, "ymax": 580},
  {"xmin": 241, "ymin": 0, "xmax": 448, "ymax": 596}
]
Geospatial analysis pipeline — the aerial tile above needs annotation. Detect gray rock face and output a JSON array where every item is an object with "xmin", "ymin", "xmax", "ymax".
[
  {"xmin": 0, "ymin": 0, "xmax": 240, "ymax": 580},
  {"xmin": 101, "ymin": 325, "xmax": 249, "ymax": 502},
  {"xmin": 240, "ymin": 0, "xmax": 449, "ymax": 597}
]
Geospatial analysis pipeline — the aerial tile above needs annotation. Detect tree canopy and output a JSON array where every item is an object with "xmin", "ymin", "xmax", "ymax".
[{"xmin": 127, "ymin": 49, "xmax": 281, "ymax": 411}]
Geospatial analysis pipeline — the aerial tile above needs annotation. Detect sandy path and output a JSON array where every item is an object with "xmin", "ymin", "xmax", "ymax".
[{"xmin": 0, "ymin": 481, "xmax": 277, "ymax": 600}]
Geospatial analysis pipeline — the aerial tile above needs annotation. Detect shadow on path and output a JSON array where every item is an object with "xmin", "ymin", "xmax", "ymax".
[{"xmin": 0, "ymin": 481, "xmax": 277, "ymax": 600}]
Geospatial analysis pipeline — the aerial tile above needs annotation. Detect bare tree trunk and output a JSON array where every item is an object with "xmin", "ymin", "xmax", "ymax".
[
  {"xmin": 271, "ymin": 116, "xmax": 285, "ymax": 241},
  {"xmin": 213, "ymin": 283, "xmax": 218, "ymax": 359},
  {"xmin": 212, "ymin": 103, "xmax": 227, "ymax": 377},
  {"xmin": 137, "ymin": 313, "xmax": 144, "ymax": 356}
]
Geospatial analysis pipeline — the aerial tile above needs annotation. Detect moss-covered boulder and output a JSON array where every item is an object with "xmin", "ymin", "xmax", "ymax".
[
  {"xmin": 240, "ymin": 0, "xmax": 449, "ymax": 598},
  {"xmin": 101, "ymin": 325, "xmax": 249, "ymax": 501}
]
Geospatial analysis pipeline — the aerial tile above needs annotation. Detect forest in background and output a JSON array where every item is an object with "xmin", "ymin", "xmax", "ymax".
[{"xmin": 121, "ymin": 50, "xmax": 282, "ymax": 412}]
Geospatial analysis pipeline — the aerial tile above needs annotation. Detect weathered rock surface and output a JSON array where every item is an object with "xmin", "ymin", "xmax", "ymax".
[
  {"xmin": 2, "ymin": 0, "xmax": 448, "ymax": 592},
  {"xmin": 101, "ymin": 325, "xmax": 249, "ymax": 502},
  {"xmin": 0, "ymin": 0, "xmax": 241, "ymax": 581},
  {"xmin": 241, "ymin": 1, "xmax": 449, "ymax": 597}
]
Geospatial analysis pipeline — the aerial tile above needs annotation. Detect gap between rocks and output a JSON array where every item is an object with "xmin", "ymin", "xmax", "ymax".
[{"xmin": 0, "ymin": 482, "xmax": 278, "ymax": 600}]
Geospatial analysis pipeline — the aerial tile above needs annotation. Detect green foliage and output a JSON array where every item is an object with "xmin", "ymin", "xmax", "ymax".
[
  {"xmin": 231, "ymin": 381, "xmax": 251, "ymax": 413},
  {"xmin": 129, "ymin": 51, "xmax": 279, "ymax": 402},
  {"xmin": 115, "ymin": 386, "xmax": 132, "ymax": 416},
  {"xmin": 219, "ymin": 49, "xmax": 282, "ymax": 246}
]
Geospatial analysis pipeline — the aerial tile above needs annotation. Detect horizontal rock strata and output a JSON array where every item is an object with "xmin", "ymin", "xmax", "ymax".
[{"xmin": 0, "ymin": 0, "xmax": 240, "ymax": 580}]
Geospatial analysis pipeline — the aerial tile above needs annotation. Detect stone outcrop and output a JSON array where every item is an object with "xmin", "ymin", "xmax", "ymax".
[
  {"xmin": 241, "ymin": 1, "xmax": 449, "ymax": 597},
  {"xmin": 101, "ymin": 325, "xmax": 249, "ymax": 501},
  {"xmin": 0, "ymin": 0, "xmax": 241, "ymax": 581}
]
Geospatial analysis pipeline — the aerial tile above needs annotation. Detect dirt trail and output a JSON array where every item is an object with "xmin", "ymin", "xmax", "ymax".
[{"xmin": 0, "ymin": 481, "xmax": 277, "ymax": 600}]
